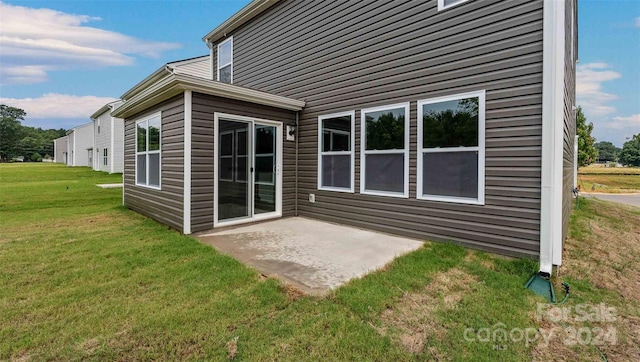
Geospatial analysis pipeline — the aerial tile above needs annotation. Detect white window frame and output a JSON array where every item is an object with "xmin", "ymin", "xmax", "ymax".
[
  {"xmin": 417, "ymin": 90, "xmax": 485, "ymax": 205},
  {"xmin": 438, "ymin": 0, "xmax": 470, "ymax": 11},
  {"xmin": 360, "ymin": 103, "xmax": 410, "ymax": 198},
  {"xmin": 135, "ymin": 112, "xmax": 162, "ymax": 190},
  {"xmin": 217, "ymin": 36, "xmax": 233, "ymax": 84},
  {"xmin": 317, "ymin": 111, "xmax": 355, "ymax": 193},
  {"xmin": 103, "ymin": 148, "xmax": 108, "ymax": 166}
]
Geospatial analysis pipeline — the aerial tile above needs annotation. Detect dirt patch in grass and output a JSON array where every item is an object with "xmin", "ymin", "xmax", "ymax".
[
  {"xmin": 376, "ymin": 268, "xmax": 479, "ymax": 355},
  {"xmin": 226, "ymin": 336, "xmax": 238, "ymax": 360},
  {"xmin": 533, "ymin": 200, "xmax": 640, "ymax": 362}
]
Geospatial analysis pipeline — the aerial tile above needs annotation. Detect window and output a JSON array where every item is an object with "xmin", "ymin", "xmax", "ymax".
[
  {"xmin": 217, "ymin": 37, "xmax": 233, "ymax": 84},
  {"xmin": 438, "ymin": 0, "xmax": 469, "ymax": 11},
  {"xmin": 136, "ymin": 113, "xmax": 161, "ymax": 189},
  {"xmin": 417, "ymin": 91, "xmax": 485, "ymax": 204},
  {"xmin": 97, "ymin": 119, "xmax": 101, "ymax": 134},
  {"xmin": 88, "ymin": 149, "xmax": 93, "ymax": 164},
  {"xmin": 360, "ymin": 103, "xmax": 410, "ymax": 197},
  {"xmin": 255, "ymin": 126, "xmax": 275, "ymax": 185},
  {"xmin": 219, "ymin": 129, "xmax": 248, "ymax": 183},
  {"xmin": 318, "ymin": 111, "xmax": 354, "ymax": 192},
  {"xmin": 103, "ymin": 148, "xmax": 108, "ymax": 166}
]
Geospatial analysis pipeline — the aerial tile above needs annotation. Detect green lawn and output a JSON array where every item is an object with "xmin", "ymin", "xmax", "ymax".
[{"xmin": 1, "ymin": 163, "xmax": 636, "ymax": 361}]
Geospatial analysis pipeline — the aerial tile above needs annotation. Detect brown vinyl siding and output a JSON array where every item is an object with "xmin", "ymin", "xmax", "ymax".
[
  {"xmin": 190, "ymin": 92, "xmax": 296, "ymax": 232},
  {"xmin": 562, "ymin": 0, "xmax": 577, "ymax": 241},
  {"xmin": 123, "ymin": 94, "xmax": 184, "ymax": 231},
  {"xmin": 223, "ymin": 0, "xmax": 544, "ymax": 257}
]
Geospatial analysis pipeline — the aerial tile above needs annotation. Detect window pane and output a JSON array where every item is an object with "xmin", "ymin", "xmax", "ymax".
[
  {"xmin": 365, "ymin": 107, "xmax": 405, "ymax": 150},
  {"xmin": 255, "ymin": 155, "xmax": 274, "ymax": 184},
  {"xmin": 236, "ymin": 155, "xmax": 247, "ymax": 182},
  {"xmin": 322, "ymin": 116, "xmax": 351, "ymax": 152},
  {"xmin": 219, "ymin": 157, "xmax": 233, "ymax": 181},
  {"xmin": 255, "ymin": 126, "xmax": 274, "ymax": 154},
  {"xmin": 365, "ymin": 153, "xmax": 404, "ymax": 193},
  {"xmin": 322, "ymin": 154, "xmax": 351, "ymax": 189},
  {"xmin": 422, "ymin": 97, "xmax": 478, "ymax": 148},
  {"xmin": 148, "ymin": 153, "xmax": 160, "ymax": 187},
  {"xmin": 220, "ymin": 132, "xmax": 233, "ymax": 156},
  {"xmin": 137, "ymin": 122, "xmax": 147, "ymax": 152},
  {"xmin": 422, "ymin": 151, "xmax": 478, "ymax": 199},
  {"xmin": 218, "ymin": 40, "xmax": 232, "ymax": 66},
  {"xmin": 136, "ymin": 154, "xmax": 146, "ymax": 184},
  {"xmin": 148, "ymin": 117, "xmax": 161, "ymax": 151},
  {"xmin": 236, "ymin": 130, "xmax": 247, "ymax": 156},
  {"xmin": 219, "ymin": 65, "xmax": 232, "ymax": 83}
]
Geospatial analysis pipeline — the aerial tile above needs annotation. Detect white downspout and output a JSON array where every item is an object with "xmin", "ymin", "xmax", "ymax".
[
  {"xmin": 110, "ymin": 115, "xmax": 115, "ymax": 174},
  {"xmin": 183, "ymin": 90, "xmax": 192, "ymax": 234},
  {"xmin": 540, "ymin": 0, "xmax": 566, "ymax": 275},
  {"xmin": 574, "ymin": 135, "xmax": 579, "ymax": 188}
]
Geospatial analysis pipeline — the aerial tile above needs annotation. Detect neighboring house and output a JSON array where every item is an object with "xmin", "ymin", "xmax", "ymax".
[
  {"xmin": 112, "ymin": 0, "xmax": 578, "ymax": 276},
  {"xmin": 91, "ymin": 101, "xmax": 125, "ymax": 173},
  {"xmin": 53, "ymin": 136, "xmax": 68, "ymax": 164},
  {"xmin": 66, "ymin": 122, "xmax": 94, "ymax": 167}
]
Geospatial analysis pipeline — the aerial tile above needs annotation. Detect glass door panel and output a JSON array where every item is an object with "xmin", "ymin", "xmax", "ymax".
[
  {"xmin": 254, "ymin": 124, "xmax": 276, "ymax": 215},
  {"xmin": 218, "ymin": 120, "xmax": 250, "ymax": 221}
]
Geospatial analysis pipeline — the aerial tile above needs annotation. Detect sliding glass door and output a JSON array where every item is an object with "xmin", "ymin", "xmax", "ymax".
[{"xmin": 216, "ymin": 117, "xmax": 281, "ymax": 225}]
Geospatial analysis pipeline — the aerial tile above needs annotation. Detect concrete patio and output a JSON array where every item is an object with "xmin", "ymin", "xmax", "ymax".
[{"xmin": 196, "ymin": 217, "xmax": 424, "ymax": 294}]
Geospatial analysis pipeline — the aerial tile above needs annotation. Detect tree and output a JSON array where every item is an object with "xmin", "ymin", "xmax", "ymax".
[
  {"xmin": 576, "ymin": 106, "xmax": 598, "ymax": 167},
  {"xmin": 0, "ymin": 105, "xmax": 26, "ymax": 162},
  {"xmin": 618, "ymin": 134, "xmax": 640, "ymax": 167},
  {"xmin": 30, "ymin": 152, "xmax": 42, "ymax": 162},
  {"xmin": 594, "ymin": 141, "xmax": 618, "ymax": 162}
]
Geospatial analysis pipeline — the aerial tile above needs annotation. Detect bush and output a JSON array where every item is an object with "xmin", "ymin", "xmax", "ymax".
[{"xmin": 30, "ymin": 152, "xmax": 42, "ymax": 162}]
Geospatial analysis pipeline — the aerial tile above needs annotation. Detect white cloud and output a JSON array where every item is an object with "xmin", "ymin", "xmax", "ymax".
[
  {"xmin": 607, "ymin": 114, "xmax": 640, "ymax": 130},
  {"xmin": 0, "ymin": 93, "xmax": 117, "ymax": 119},
  {"xmin": 576, "ymin": 63, "xmax": 621, "ymax": 117},
  {"xmin": 0, "ymin": 2, "xmax": 180, "ymax": 85}
]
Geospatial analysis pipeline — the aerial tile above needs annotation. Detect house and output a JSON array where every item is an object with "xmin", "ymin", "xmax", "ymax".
[
  {"xmin": 53, "ymin": 135, "xmax": 68, "ymax": 164},
  {"xmin": 91, "ymin": 101, "xmax": 125, "ymax": 173},
  {"xmin": 112, "ymin": 0, "xmax": 578, "ymax": 276},
  {"xmin": 66, "ymin": 122, "xmax": 94, "ymax": 167}
]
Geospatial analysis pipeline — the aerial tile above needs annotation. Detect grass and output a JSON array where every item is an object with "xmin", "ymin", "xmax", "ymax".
[
  {"xmin": 1, "ymin": 163, "xmax": 638, "ymax": 361},
  {"xmin": 578, "ymin": 165, "xmax": 640, "ymax": 193}
]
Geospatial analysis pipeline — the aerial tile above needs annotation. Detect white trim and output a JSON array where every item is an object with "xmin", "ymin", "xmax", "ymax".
[
  {"xmin": 112, "ymin": 73, "xmax": 305, "ymax": 119},
  {"xmin": 360, "ymin": 102, "xmax": 410, "ymax": 198},
  {"xmin": 110, "ymin": 115, "xmax": 115, "ymax": 173},
  {"xmin": 183, "ymin": 90, "xmax": 192, "ymax": 234},
  {"xmin": 540, "ymin": 0, "xmax": 566, "ymax": 274},
  {"xmin": 437, "ymin": 0, "xmax": 469, "ymax": 11},
  {"xmin": 217, "ymin": 36, "xmax": 233, "ymax": 83},
  {"xmin": 202, "ymin": 0, "xmax": 279, "ymax": 43},
  {"xmin": 134, "ymin": 112, "xmax": 162, "ymax": 190},
  {"xmin": 213, "ymin": 112, "xmax": 283, "ymax": 228},
  {"xmin": 317, "ymin": 110, "xmax": 355, "ymax": 193},
  {"xmin": 416, "ymin": 90, "xmax": 486, "ymax": 205},
  {"xmin": 573, "ymin": 134, "xmax": 578, "ymax": 188}
]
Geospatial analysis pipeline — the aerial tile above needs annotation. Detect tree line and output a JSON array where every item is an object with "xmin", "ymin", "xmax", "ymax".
[
  {"xmin": 576, "ymin": 106, "xmax": 639, "ymax": 167},
  {"xmin": 0, "ymin": 105, "xmax": 67, "ymax": 162}
]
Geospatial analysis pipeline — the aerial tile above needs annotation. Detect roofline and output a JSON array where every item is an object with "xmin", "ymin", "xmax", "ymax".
[
  {"xmin": 202, "ymin": 0, "xmax": 280, "ymax": 45},
  {"xmin": 120, "ymin": 65, "xmax": 171, "ymax": 100},
  {"xmin": 112, "ymin": 73, "xmax": 305, "ymax": 119},
  {"xmin": 167, "ymin": 54, "xmax": 209, "ymax": 67},
  {"xmin": 90, "ymin": 100, "xmax": 123, "ymax": 120},
  {"xmin": 66, "ymin": 121, "xmax": 94, "ymax": 134}
]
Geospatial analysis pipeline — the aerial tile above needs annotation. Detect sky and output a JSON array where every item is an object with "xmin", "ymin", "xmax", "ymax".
[{"xmin": 0, "ymin": 0, "xmax": 639, "ymax": 147}]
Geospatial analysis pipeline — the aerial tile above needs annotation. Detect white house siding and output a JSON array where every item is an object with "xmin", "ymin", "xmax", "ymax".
[
  {"xmin": 94, "ymin": 111, "xmax": 112, "ymax": 172},
  {"xmin": 53, "ymin": 136, "xmax": 68, "ymax": 164},
  {"xmin": 67, "ymin": 122, "xmax": 94, "ymax": 167},
  {"xmin": 111, "ymin": 118, "xmax": 125, "ymax": 173}
]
